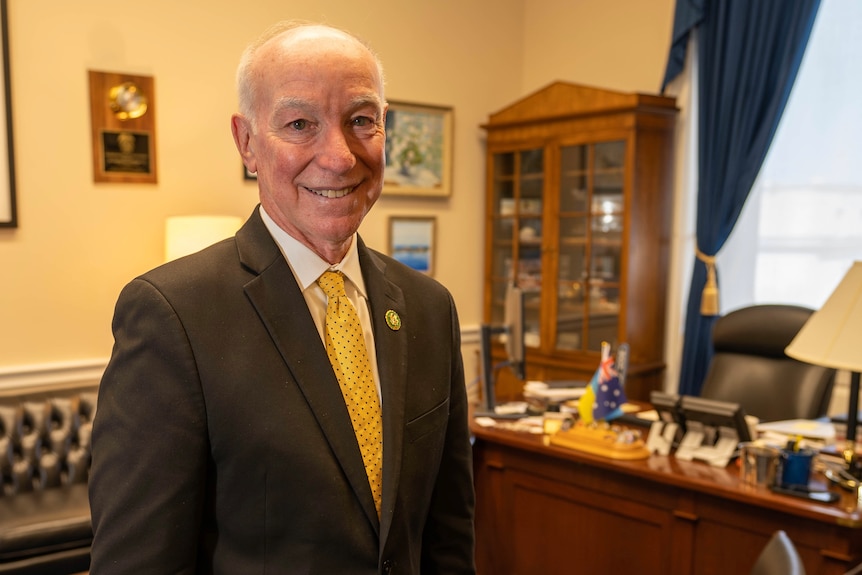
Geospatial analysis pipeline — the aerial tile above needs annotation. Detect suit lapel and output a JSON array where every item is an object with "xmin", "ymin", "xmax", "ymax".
[
  {"xmin": 237, "ymin": 211, "xmax": 382, "ymax": 527},
  {"xmin": 358, "ymin": 242, "xmax": 408, "ymax": 542}
]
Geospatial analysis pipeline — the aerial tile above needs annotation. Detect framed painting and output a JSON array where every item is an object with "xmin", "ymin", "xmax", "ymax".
[
  {"xmin": 388, "ymin": 216, "xmax": 436, "ymax": 276},
  {"xmin": 0, "ymin": 0, "xmax": 16, "ymax": 227},
  {"xmin": 384, "ymin": 101, "xmax": 453, "ymax": 197}
]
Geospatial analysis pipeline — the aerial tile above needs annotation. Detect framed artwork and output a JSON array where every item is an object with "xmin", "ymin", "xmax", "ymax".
[
  {"xmin": 384, "ymin": 101, "xmax": 453, "ymax": 197},
  {"xmin": 0, "ymin": 0, "xmax": 16, "ymax": 227},
  {"xmin": 388, "ymin": 216, "xmax": 436, "ymax": 276}
]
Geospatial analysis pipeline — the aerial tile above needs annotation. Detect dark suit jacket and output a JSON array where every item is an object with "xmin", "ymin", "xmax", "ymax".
[{"xmin": 89, "ymin": 207, "xmax": 475, "ymax": 574}]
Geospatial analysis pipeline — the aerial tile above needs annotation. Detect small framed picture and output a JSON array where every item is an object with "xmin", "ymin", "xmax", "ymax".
[
  {"xmin": 384, "ymin": 101, "xmax": 453, "ymax": 197},
  {"xmin": 388, "ymin": 216, "xmax": 436, "ymax": 276}
]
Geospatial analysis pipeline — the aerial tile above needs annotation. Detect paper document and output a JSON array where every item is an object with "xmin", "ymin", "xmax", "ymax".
[
  {"xmin": 523, "ymin": 380, "xmax": 587, "ymax": 401},
  {"xmin": 755, "ymin": 419, "xmax": 836, "ymax": 441}
]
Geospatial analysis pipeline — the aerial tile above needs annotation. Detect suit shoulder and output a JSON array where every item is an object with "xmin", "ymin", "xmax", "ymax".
[{"xmin": 137, "ymin": 238, "xmax": 243, "ymax": 291}]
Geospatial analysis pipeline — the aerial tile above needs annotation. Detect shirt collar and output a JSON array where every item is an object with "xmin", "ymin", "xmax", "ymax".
[{"xmin": 259, "ymin": 206, "xmax": 367, "ymax": 297}]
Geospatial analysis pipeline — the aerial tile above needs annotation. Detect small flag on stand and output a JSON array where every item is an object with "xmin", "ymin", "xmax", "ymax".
[{"xmin": 577, "ymin": 342, "xmax": 629, "ymax": 425}]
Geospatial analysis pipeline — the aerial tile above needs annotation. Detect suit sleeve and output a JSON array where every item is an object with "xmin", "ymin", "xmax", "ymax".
[
  {"xmin": 89, "ymin": 278, "xmax": 207, "ymax": 574},
  {"xmin": 420, "ymin": 292, "xmax": 477, "ymax": 574}
]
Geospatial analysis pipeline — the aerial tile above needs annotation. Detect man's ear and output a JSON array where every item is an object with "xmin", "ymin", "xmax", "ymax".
[{"xmin": 231, "ymin": 114, "xmax": 257, "ymax": 175}]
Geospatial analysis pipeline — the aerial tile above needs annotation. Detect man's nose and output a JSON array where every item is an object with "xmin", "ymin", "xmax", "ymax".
[{"xmin": 316, "ymin": 127, "xmax": 357, "ymax": 173}]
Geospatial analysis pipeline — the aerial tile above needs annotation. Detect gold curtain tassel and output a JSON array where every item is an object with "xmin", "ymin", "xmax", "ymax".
[{"xmin": 695, "ymin": 247, "xmax": 719, "ymax": 316}]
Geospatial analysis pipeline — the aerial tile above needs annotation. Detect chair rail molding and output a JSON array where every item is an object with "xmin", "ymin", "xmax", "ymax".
[
  {"xmin": 461, "ymin": 323, "xmax": 479, "ymax": 345},
  {"xmin": 0, "ymin": 325, "xmax": 481, "ymax": 397},
  {"xmin": 0, "ymin": 358, "xmax": 108, "ymax": 396}
]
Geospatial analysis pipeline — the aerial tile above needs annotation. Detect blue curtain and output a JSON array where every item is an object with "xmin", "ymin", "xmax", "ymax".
[
  {"xmin": 661, "ymin": 0, "xmax": 706, "ymax": 93},
  {"xmin": 663, "ymin": 0, "xmax": 821, "ymax": 396}
]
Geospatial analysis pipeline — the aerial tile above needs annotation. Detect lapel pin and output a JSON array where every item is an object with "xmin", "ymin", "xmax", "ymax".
[{"xmin": 385, "ymin": 310, "xmax": 402, "ymax": 331}]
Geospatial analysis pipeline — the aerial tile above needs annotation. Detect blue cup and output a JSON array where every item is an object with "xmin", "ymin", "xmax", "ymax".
[{"xmin": 780, "ymin": 448, "xmax": 814, "ymax": 487}]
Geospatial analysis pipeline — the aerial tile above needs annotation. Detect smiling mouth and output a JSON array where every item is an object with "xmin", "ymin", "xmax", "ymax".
[{"xmin": 306, "ymin": 186, "xmax": 355, "ymax": 199}]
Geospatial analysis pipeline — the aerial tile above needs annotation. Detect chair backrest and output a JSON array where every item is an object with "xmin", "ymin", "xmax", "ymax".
[
  {"xmin": 750, "ymin": 530, "xmax": 806, "ymax": 575},
  {"xmin": 700, "ymin": 304, "xmax": 836, "ymax": 422}
]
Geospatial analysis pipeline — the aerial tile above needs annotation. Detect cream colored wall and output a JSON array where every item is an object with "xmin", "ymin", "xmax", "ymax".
[
  {"xmin": 0, "ymin": 0, "xmax": 525, "ymax": 370},
  {"xmin": 523, "ymin": 0, "xmax": 675, "ymax": 94},
  {"xmin": 0, "ymin": 0, "xmax": 676, "ymax": 386}
]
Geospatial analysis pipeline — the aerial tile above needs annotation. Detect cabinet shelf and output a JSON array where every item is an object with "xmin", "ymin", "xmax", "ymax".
[
  {"xmin": 560, "ymin": 170, "xmax": 588, "ymax": 178},
  {"xmin": 594, "ymin": 167, "xmax": 624, "ymax": 176},
  {"xmin": 559, "ymin": 237, "xmax": 588, "ymax": 246},
  {"xmin": 495, "ymin": 173, "xmax": 544, "ymax": 182},
  {"xmin": 482, "ymin": 82, "xmax": 676, "ymax": 402},
  {"xmin": 590, "ymin": 239, "xmax": 622, "ymax": 247}
]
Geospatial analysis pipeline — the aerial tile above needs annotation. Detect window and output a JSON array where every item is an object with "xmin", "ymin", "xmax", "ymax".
[{"xmin": 719, "ymin": 0, "xmax": 862, "ymax": 311}]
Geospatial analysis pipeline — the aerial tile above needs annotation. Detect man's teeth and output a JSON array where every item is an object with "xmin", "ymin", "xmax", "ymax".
[{"xmin": 311, "ymin": 188, "xmax": 352, "ymax": 199}]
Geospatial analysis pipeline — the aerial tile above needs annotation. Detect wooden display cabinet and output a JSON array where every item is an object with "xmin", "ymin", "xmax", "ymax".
[{"xmin": 481, "ymin": 82, "xmax": 677, "ymax": 402}]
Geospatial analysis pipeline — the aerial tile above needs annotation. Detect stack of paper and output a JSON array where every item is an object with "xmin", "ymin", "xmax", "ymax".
[
  {"xmin": 755, "ymin": 419, "xmax": 836, "ymax": 448},
  {"xmin": 523, "ymin": 380, "xmax": 587, "ymax": 402}
]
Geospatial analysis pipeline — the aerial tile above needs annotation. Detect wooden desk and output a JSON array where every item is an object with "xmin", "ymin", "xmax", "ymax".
[{"xmin": 472, "ymin": 423, "xmax": 862, "ymax": 575}]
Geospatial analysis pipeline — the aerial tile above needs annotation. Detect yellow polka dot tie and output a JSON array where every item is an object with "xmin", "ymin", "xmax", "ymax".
[{"xmin": 318, "ymin": 271, "xmax": 383, "ymax": 516}]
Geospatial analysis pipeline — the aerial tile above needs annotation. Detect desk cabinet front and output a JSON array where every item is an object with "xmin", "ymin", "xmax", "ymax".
[{"xmin": 473, "ymin": 428, "xmax": 862, "ymax": 575}]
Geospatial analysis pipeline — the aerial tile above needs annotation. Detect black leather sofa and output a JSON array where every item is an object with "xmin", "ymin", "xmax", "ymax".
[{"xmin": 0, "ymin": 389, "xmax": 96, "ymax": 574}]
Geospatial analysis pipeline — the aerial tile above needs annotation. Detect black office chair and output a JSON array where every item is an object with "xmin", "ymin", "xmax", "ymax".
[
  {"xmin": 700, "ymin": 304, "xmax": 836, "ymax": 422},
  {"xmin": 750, "ymin": 530, "xmax": 805, "ymax": 575}
]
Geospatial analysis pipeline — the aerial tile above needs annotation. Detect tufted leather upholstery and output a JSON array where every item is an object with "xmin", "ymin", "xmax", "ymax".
[
  {"xmin": 700, "ymin": 304, "xmax": 836, "ymax": 422},
  {"xmin": 0, "ymin": 390, "xmax": 96, "ymax": 574}
]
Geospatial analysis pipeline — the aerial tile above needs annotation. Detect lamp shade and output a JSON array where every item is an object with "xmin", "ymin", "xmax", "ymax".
[
  {"xmin": 165, "ymin": 215, "xmax": 242, "ymax": 262},
  {"xmin": 785, "ymin": 261, "xmax": 862, "ymax": 372}
]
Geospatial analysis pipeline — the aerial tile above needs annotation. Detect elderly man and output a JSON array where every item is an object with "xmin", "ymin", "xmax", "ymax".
[{"xmin": 89, "ymin": 21, "xmax": 475, "ymax": 574}]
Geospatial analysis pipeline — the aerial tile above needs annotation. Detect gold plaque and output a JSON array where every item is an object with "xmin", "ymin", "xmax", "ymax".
[
  {"xmin": 89, "ymin": 70, "xmax": 157, "ymax": 183},
  {"xmin": 108, "ymin": 82, "xmax": 148, "ymax": 120}
]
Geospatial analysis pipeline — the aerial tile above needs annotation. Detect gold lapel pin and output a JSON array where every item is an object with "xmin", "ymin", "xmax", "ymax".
[{"xmin": 385, "ymin": 310, "xmax": 402, "ymax": 331}]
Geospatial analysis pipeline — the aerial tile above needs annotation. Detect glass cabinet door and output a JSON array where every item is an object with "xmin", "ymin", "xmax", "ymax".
[
  {"xmin": 556, "ymin": 140, "xmax": 625, "ymax": 352},
  {"xmin": 489, "ymin": 148, "xmax": 543, "ymax": 348}
]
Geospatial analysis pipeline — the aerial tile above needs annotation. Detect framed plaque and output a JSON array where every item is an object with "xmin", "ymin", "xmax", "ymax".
[{"xmin": 88, "ymin": 70, "xmax": 157, "ymax": 183}]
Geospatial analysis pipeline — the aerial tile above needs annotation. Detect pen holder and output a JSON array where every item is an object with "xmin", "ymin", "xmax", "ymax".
[
  {"xmin": 779, "ymin": 448, "xmax": 815, "ymax": 488},
  {"xmin": 740, "ymin": 442, "xmax": 780, "ymax": 487}
]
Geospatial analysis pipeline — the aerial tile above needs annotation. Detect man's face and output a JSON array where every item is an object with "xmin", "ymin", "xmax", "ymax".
[{"xmin": 233, "ymin": 28, "xmax": 387, "ymax": 262}]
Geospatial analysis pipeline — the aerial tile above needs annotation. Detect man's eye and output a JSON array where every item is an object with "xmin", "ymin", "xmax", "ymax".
[
  {"xmin": 289, "ymin": 119, "xmax": 308, "ymax": 130},
  {"xmin": 353, "ymin": 116, "xmax": 373, "ymax": 127}
]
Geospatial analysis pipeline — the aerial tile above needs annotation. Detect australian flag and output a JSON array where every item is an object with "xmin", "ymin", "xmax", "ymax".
[{"xmin": 577, "ymin": 343, "xmax": 629, "ymax": 424}]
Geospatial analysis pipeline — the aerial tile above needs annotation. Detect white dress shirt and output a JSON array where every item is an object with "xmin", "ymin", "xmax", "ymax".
[{"xmin": 259, "ymin": 207, "xmax": 382, "ymax": 400}]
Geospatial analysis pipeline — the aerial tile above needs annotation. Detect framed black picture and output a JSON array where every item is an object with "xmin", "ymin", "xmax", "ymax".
[{"xmin": 0, "ymin": 0, "xmax": 16, "ymax": 227}]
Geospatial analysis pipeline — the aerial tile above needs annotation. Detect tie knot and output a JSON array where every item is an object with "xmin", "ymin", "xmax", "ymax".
[{"xmin": 318, "ymin": 270, "xmax": 347, "ymax": 299}]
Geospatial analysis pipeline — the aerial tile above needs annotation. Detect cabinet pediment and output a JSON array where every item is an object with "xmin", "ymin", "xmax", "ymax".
[{"xmin": 484, "ymin": 81, "xmax": 676, "ymax": 128}]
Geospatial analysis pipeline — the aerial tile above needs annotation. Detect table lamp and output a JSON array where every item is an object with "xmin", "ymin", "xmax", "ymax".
[
  {"xmin": 165, "ymin": 215, "xmax": 242, "ymax": 262},
  {"xmin": 785, "ymin": 261, "xmax": 862, "ymax": 471}
]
